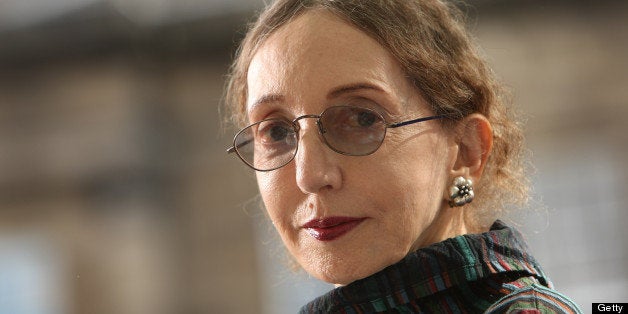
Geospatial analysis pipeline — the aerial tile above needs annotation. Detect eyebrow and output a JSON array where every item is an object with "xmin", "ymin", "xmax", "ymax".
[
  {"xmin": 248, "ymin": 82, "xmax": 386, "ymax": 112},
  {"xmin": 327, "ymin": 82, "xmax": 386, "ymax": 99},
  {"xmin": 248, "ymin": 93, "xmax": 285, "ymax": 112}
]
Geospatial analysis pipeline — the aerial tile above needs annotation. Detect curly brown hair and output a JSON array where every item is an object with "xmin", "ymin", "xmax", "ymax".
[{"xmin": 224, "ymin": 0, "xmax": 528, "ymax": 230}]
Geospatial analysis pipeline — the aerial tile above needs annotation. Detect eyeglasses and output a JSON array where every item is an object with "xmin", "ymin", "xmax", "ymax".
[{"xmin": 227, "ymin": 105, "xmax": 448, "ymax": 171}]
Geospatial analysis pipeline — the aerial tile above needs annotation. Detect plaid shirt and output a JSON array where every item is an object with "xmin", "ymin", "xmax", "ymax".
[{"xmin": 299, "ymin": 220, "xmax": 582, "ymax": 313}]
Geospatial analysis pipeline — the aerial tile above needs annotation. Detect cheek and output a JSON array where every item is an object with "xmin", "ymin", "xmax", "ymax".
[
  {"xmin": 257, "ymin": 172, "xmax": 284, "ymax": 212},
  {"xmin": 256, "ymin": 171, "xmax": 300, "ymax": 227},
  {"xmin": 256, "ymin": 170, "xmax": 311, "ymax": 263},
  {"xmin": 369, "ymin": 135, "xmax": 449, "ymax": 217}
]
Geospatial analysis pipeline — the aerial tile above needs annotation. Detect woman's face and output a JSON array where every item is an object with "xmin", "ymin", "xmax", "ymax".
[{"xmin": 247, "ymin": 10, "xmax": 460, "ymax": 285}]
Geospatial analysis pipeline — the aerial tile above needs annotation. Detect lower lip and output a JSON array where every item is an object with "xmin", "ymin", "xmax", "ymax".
[{"xmin": 304, "ymin": 219, "xmax": 366, "ymax": 241}]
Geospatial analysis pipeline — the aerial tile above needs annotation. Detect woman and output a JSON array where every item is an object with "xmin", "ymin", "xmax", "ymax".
[{"xmin": 225, "ymin": 0, "xmax": 582, "ymax": 312}]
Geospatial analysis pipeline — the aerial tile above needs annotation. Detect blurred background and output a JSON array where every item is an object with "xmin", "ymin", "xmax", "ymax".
[{"xmin": 0, "ymin": 0, "xmax": 626, "ymax": 313}]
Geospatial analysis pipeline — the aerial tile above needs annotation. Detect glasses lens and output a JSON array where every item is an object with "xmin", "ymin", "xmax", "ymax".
[
  {"xmin": 320, "ymin": 106, "xmax": 387, "ymax": 155},
  {"xmin": 234, "ymin": 119, "xmax": 297, "ymax": 171}
]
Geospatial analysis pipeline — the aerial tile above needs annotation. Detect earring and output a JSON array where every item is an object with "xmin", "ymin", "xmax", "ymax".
[{"xmin": 449, "ymin": 176, "xmax": 474, "ymax": 207}]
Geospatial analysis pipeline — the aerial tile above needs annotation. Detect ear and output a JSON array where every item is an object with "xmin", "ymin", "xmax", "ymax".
[{"xmin": 450, "ymin": 114, "xmax": 493, "ymax": 182}]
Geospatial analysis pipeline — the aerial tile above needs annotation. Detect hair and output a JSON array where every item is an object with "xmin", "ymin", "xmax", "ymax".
[{"xmin": 224, "ymin": 0, "xmax": 528, "ymax": 230}]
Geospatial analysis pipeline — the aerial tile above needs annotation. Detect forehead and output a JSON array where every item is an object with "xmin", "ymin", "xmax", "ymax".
[
  {"xmin": 246, "ymin": 10, "xmax": 409, "ymax": 112},
  {"xmin": 256, "ymin": 10, "xmax": 379, "ymax": 64}
]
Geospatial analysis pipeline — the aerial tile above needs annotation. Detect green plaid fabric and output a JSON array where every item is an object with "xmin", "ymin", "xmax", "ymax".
[{"xmin": 299, "ymin": 220, "xmax": 582, "ymax": 313}]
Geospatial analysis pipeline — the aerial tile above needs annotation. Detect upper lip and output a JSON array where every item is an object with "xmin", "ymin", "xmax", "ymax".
[{"xmin": 302, "ymin": 216, "xmax": 367, "ymax": 228}]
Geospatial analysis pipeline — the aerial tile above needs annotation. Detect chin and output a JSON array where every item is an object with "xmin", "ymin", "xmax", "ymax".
[
  {"xmin": 314, "ymin": 269, "xmax": 362, "ymax": 286},
  {"xmin": 302, "ymin": 256, "xmax": 389, "ymax": 286},
  {"xmin": 292, "ymin": 233, "xmax": 412, "ymax": 285},
  {"xmin": 320, "ymin": 249, "xmax": 414, "ymax": 285},
  {"xmin": 299, "ymin": 257, "xmax": 361, "ymax": 285}
]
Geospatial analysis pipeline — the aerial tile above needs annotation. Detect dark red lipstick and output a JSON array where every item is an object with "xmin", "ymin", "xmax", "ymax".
[{"xmin": 302, "ymin": 217, "xmax": 366, "ymax": 241}]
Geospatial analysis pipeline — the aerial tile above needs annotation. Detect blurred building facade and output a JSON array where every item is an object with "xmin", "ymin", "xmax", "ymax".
[
  {"xmin": 0, "ymin": 1, "xmax": 626, "ymax": 313},
  {"xmin": 0, "ymin": 2, "xmax": 264, "ymax": 313}
]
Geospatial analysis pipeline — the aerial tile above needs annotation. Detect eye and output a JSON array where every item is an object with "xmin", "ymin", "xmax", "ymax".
[
  {"xmin": 268, "ymin": 124, "xmax": 289, "ymax": 141},
  {"xmin": 257, "ymin": 120, "xmax": 293, "ymax": 144},
  {"xmin": 356, "ymin": 110, "xmax": 377, "ymax": 127},
  {"xmin": 344, "ymin": 108, "xmax": 380, "ymax": 128}
]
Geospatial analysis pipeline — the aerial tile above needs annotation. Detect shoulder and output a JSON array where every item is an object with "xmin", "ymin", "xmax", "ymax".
[{"xmin": 485, "ymin": 283, "xmax": 583, "ymax": 314}]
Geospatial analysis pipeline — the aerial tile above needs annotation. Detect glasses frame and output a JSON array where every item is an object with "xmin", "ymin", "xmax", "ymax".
[{"xmin": 227, "ymin": 105, "xmax": 449, "ymax": 171}]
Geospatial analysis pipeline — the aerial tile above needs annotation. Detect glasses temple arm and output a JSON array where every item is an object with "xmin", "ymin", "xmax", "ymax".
[
  {"xmin": 387, "ymin": 114, "xmax": 450, "ymax": 128},
  {"xmin": 226, "ymin": 138, "xmax": 253, "ymax": 154}
]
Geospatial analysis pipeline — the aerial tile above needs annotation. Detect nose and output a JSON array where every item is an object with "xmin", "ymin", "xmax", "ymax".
[{"xmin": 293, "ymin": 119, "xmax": 342, "ymax": 194}]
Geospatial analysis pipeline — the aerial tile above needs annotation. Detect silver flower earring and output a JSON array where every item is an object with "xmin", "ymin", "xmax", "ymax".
[{"xmin": 449, "ymin": 176, "xmax": 474, "ymax": 207}]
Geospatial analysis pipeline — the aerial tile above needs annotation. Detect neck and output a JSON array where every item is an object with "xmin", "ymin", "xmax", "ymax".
[{"xmin": 410, "ymin": 202, "xmax": 468, "ymax": 252}]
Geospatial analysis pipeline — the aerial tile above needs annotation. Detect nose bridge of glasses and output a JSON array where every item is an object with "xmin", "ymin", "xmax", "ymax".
[{"xmin": 292, "ymin": 114, "xmax": 322, "ymax": 132}]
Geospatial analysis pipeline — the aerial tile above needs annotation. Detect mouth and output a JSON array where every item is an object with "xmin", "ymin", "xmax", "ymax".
[{"xmin": 302, "ymin": 216, "xmax": 367, "ymax": 241}]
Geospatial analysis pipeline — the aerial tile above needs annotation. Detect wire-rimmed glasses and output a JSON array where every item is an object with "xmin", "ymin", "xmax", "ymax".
[{"xmin": 227, "ymin": 105, "xmax": 448, "ymax": 171}]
